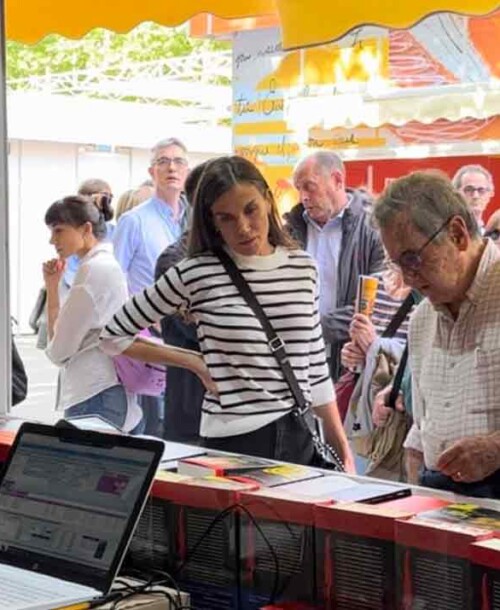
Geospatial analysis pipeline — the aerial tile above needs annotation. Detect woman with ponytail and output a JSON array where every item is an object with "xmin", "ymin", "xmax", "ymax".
[
  {"xmin": 43, "ymin": 195, "xmax": 141, "ymax": 431},
  {"xmin": 62, "ymin": 178, "xmax": 115, "ymax": 289}
]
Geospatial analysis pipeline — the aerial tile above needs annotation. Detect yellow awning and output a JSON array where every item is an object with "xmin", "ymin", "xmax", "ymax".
[
  {"xmin": 5, "ymin": 0, "xmax": 277, "ymax": 43},
  {"xmin": 276, "ymin": 0, "xmax": 500, "ymax": 49},
  {"xmin": 5, "ymin": 0, "xmax": 500, "ymax": 47}
]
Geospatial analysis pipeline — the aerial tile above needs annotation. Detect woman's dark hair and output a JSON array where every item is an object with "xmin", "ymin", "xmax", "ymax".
[
  {"xmin": 188, "ymin": 155, "xmax": 295, "ymax": 255},
  {"xmin": 185, "ymin": 161, "xmax": 209, "ymax": 203},
  {"xmin": 77, "ymin": 178, "xmax": 114, "ymax": 221},
  {"xmin": 44, "ymin": 195, "xmax": 107, "ymax": 240}
]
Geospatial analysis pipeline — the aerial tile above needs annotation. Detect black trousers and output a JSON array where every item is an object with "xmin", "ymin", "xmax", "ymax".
[{"xmin": 203, "ymin": 412, "xmax": 315, "ymax": 465}]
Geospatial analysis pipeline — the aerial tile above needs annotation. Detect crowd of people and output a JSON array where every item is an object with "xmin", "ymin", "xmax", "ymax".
[{"xmin": 31, "ymin": 135, "xmax": 500, "ymax": 498}]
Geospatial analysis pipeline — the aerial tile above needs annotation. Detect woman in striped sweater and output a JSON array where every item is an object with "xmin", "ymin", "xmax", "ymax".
[{"xmin": 100, "ymin": 156, "xmax": 354, "ymax": 471}]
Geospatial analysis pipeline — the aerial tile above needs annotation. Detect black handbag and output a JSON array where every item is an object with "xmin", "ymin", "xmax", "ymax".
[
  {"xmin": 215, "ymin": 248, "xmax": 344, "ymax": 472},
  {"xmin": 29, "ymin": 287, "xmax": 47, "ymax": 333},
  {"xmin": 12, "ymin": 338, "xmax": 27, "ymax": 406}
]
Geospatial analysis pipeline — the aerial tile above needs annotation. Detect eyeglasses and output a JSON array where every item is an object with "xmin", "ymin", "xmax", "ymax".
[
  {"xmin": 462, "ymin": 185, "xmax": 491, "ymax": 196},
  {"xmin": 485, "ymin": 228, "xmax": 500, "ymax": 241},
  {"xmin": 389, "ymin": 217, "xmax": 453, "ymax": 274},
  {"xmin": 153, "ymin": 156, "xmax": 188, "ymax": 168}
]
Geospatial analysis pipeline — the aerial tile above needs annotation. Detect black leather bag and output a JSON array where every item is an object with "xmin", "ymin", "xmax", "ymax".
[
  {"xmin": 29, "ymin": 288, "xmax": 47, "ymax": 333},
  {"xmin": 12, "ymin": 338, "xmax": 27, "ymax": 406},
  {"xmin": 215, "ymin": 248, "xmax": 344, "ymax": 472}
]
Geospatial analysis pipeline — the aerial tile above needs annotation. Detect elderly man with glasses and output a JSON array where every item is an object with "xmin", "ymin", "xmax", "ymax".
[
  {"xmin": 113, "ymin": 137, "xmax": 190, "ymax": 296},
  {"xmin": 373, "ymin": 171, "xmax": 500, "ymax": 498},
  {"xmin": 452, "ymin": 164, "xmax": 495, "ymax": 233}
]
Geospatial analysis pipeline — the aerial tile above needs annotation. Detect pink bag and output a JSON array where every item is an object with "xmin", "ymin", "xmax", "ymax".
[{"xmin": 113, "ymin": 328, "xmax": 166, "ymax": 396}]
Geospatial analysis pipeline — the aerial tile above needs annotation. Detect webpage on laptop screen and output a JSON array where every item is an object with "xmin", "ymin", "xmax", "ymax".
[{"xmin": 0, "ymin": 433, "xmax": 151, "ymax": 571}]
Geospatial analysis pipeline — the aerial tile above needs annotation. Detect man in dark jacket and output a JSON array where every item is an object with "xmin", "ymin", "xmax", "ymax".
[
  {"xmin": 154, "ymin": 162, "xmax": 208, "ymax": 443},
  {"xmin": 155, "ymin": 231, "xmax": 204, "ymax": 444},
  {"xmin": 290, "ymin": 151, "xmax": 384, "ymax": 381}
]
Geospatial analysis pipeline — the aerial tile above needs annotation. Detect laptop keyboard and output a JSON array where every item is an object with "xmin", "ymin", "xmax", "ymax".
[{"xmin": 0, "ymin": 564, "xmax": 95, "ymax": 608}]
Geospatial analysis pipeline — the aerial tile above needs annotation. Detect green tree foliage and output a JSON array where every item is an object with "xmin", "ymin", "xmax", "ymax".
[{"xmin": 7, "ymin": 23, "xmax": 231, "ymax": 84}]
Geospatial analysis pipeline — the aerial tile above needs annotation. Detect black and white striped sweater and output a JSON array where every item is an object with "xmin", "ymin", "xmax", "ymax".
[{"xmin": 100, "ymin": 246, "xmax": 335, "ymax": 438}]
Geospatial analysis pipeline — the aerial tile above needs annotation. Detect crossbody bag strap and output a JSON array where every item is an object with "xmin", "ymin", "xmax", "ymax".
[
  {"xmin": 215, "ymin": 248, "xmax": 308, "ymax": 412},
  {"xmin": 385, "ymin": 343, "xmax": 409, "ymax": 410},
  {"xmin": 381, "ymin": 292, "xmax": 415, "ymax": 338},
  {"xmin": 379, "ymin": 291, "xmax": 414, "ymax": 410}
]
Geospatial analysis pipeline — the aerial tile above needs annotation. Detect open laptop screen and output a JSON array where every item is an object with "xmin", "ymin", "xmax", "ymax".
[{"xmin": 0, "ymin": 424, "xmax": 163, "ymax": 592}]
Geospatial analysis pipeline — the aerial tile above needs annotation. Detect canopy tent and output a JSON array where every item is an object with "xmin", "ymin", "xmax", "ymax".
[
  {"xmin": 6, "ymin": 0, "xmax": 499, "ymax": 48},
  {"xmin": 0, "ymin": 1, "xmax": 498, "ymax": 416}
]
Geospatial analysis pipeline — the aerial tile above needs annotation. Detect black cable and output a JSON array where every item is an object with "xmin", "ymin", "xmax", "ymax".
[
  {"xmin": 241, "ymin": 497, "xmax": 307, "ymax": 601},
  {"xmin": 174, "ymin": 502, "xmax": 282, "ymax": 605},
  {"xmin": 94, "ymin": 500, "xmax": 297, "ymax": 609},
  {"xmin": 174, "ymin": 503, "xmax": 236, "ymax": 574},
  {"xmin": 237, "ymin": 503, "xmax": 282, "ymax": 604}
]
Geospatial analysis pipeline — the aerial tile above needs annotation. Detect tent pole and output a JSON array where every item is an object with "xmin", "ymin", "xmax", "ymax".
[{"xmin": 0, "ymin": 1, "xmax": 11, "ymax": 416}]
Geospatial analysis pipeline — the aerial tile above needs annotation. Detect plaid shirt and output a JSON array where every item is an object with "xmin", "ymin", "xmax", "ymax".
[{"xmin": 405, "ymin": 240, "xmax": 500, "ymax": 469}]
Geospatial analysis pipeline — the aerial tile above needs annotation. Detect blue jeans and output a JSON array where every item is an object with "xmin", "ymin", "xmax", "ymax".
[
  {"xmin": 420, "ymin": 468, "xmax": 500, "ymax": 499},
  {"xmin": 65, "ymin": 385, "xmax": 127, "ymax": 430}
]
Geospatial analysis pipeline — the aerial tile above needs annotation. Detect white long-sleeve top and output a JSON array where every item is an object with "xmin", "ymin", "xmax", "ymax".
[
  {"xmin": 100, "ymin": 246, "xmax": 335, "ymax": 439},
  {"xmin": 46, "ymin": 243, "xmax": 137, "ymax": 420}
]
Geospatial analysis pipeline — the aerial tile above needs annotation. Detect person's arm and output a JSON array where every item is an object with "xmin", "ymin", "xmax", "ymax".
[
  {"xmin": 42, "ymin": 259, "xmax": 65, "ymax": 341},
  {"xmin": 112, "ymin": 214, "xmax": 139, "ymax": 274},
  {"xmin": 436, "ymin": 432, "xmax": 500, "ymax": 483},
  {"xmin": 315, "ymin": 401, "xmax": 356, "ymax": 473},
  {"xmin": 307, "ymin": 264, "xmax": 355, "ymax": 472},
  {"xmin": 349, "ymin": 313, "xmax": 377, "ymax": 353},
  {"xmin": 340, "ymin": 341, "xmax": 365, "ymax": 370},
  {"xmin": 100, "ymin": 264, "xmax": 189, "ymax": 353},
  {"xmin": 100, "ymin": 263, "xmax": 215, "ymax": 394},
  {"xmin": 45, "ymin": 286, "xmax": 97, "ymax": 366},
  {"xmin": 46, "ymin": 283, "xmax": 60, "ymax": 342},
  {"xmin": 121, "ymin": 337, "xmax": 216, "ymax": 394}
]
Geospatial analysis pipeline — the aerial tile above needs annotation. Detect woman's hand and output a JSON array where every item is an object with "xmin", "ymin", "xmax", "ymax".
[
  {"xmin": 372, "ymin": 384, "xmax": 405, "ymax": 427},
  {"xmin": 190, "ymin": 352, "xmax": 219, "ymax": 396},
  {"xmin": 349, "ymin": 313, "xmax": 377, "ymax": 353},
  {"xmin": 342, "ymin": 445, "xmax": 357, "ymax": 474},
  {"xmin": 340, "ymin": 341, "xmax": 365, "ymax": 369},
  {"xmin": 43, "ymin": 258, "xmax": 65, "ymax": 290}
]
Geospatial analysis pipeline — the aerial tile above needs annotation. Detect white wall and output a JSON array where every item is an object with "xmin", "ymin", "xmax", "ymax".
[
  {"xmin": 11, "ymin": 141, "xmax": 78, "ymax": 332},
  {"xmin": 10, "ymin": 140, "xmax": 219, "ymax": 332}
]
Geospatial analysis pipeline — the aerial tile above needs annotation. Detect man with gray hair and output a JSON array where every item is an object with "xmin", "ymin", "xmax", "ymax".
[
  {"xmin": 290, "ymin": 150, "xmax": 384, "ymax": 381},
  {"xmin": 113, "ymin": 137, "xmax": 190, "ymax": 295},
  {"xmin": 452, "ymin": 164, "xmax": 495, "ymax": 232},
  {"xmin": 373, "ymin": 171, "xmax": 500, "ymax": 498}
]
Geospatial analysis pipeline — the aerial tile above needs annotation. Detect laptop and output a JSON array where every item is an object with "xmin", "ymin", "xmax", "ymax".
[{"xmin": 0, "ymin": 421, "xmax": 163, "ymax": 610}]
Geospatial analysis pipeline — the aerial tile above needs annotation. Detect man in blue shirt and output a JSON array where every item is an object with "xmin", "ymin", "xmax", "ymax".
[{"xmin": 113, "ymin": 137, "xmax": 190, "ymax": 295}]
